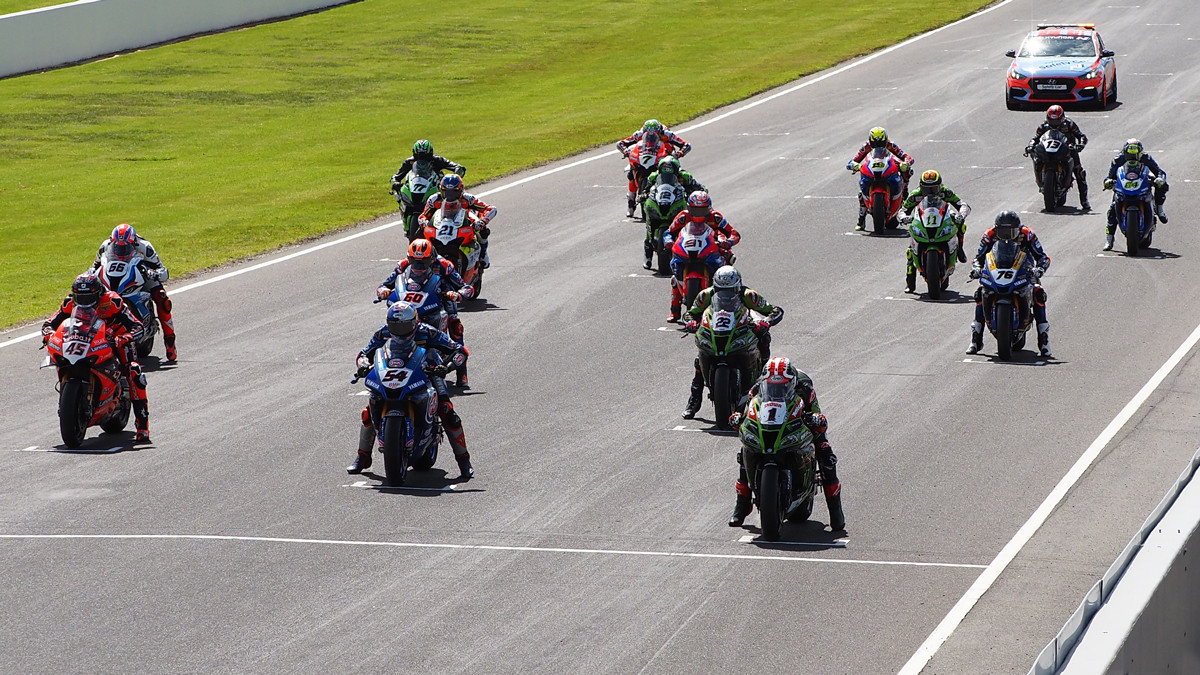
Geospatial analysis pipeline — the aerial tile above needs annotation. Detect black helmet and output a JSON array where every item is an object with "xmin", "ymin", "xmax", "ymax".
[
  {"xmin": 994, "ymin": 210, "xmax": 1022, "ymax": 241},
  {"xmin": 71, "ymin": 273, "xmax": 103, "ymax": 308}
]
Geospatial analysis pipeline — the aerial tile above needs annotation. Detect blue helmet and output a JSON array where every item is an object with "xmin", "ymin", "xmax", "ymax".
[{"xmin": 439, "ymin": 173, "xmax": 464, "ymax": 201}]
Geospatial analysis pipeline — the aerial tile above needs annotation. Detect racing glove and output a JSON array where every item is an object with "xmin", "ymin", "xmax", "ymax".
[
  {"xmin": 376, "ymin": 286, "xmax": 391, "ymax": 301},
  {"xmin": 443, "ymin": 291, "xmax": 462, "ymax": 303},
  {"xmin": 899, "ymin": 162, "xmax": 911, "ymax": 174},
  {"xmin": 355, "ymin": 354, "xmax": 371, "ymax": 377},
  {"xmin": 1154, "ymin": 175, "xmax": 1166, "ymax": 188},
  {"xmin": 846, "ymin": 161, "xmax": 859, "ymax": 172},
  {"xmin": 1103, "ymin": 178, "xmax": 1115, "ymax": 190}
]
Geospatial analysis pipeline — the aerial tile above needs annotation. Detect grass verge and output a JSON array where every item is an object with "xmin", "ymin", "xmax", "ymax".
[
  {"xmin": 0, "ymin": 0, "xmax": 991, "ymax": 328},
  {"xmin": 0, "ymin": 1, "xmax": 63, "ymax": 15}
]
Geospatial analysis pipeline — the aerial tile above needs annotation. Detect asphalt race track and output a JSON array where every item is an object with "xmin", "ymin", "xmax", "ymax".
[{"xmin": 2, "ymin": 0, "xmax": 1199, "ymax": 672}]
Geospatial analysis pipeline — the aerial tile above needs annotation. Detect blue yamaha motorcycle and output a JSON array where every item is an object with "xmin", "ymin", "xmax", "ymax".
[
  {"xmin": 353, "ymin": 341, "xmax": 442, "ymax": 487},
  {"xmin": 978, "ymin": 240, "xmax": 1036, "ymax": 361},
  {"xmin": 1110, "ymin": 162, "xmax": 1157, "ymax": 257}
]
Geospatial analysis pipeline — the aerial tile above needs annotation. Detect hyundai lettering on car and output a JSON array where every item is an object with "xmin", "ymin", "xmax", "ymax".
[{"xmin": 1005, "ymin": 24, "xmax": 1116, "ymax": 110}]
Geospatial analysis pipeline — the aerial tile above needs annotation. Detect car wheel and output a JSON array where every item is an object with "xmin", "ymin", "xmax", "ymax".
[{"xmin": 1006, "ymin": 91, "xmax": 1020, "ymax": 111}]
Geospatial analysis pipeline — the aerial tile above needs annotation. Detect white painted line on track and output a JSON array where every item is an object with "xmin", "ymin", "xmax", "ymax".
[
  {"xmin": 900, "ymin": 315, "xmax": 1200, "ymax": 674},
  {"xmin": 344, "ymin": 480, "xmax": 456, "ymax": 492},
  {"xmin": 0, "ymin": 533, "xmax": 984, "ymax": 569},
  {"xmin": 926, "ymin": 139, "xmax": 977, "ymax": 143},
  {"xmin": 13, "ymin": 446, "xmax": 123, "ymax": 454},
  {"xmin": 738, "ymin": 534, "xmax": 851, "ymax": 548},
  {"xmin": 669, "ymin": 425, "xmax": 703, "ymax": 432},
  {"xmin": 961, "ymin": 357, "xmax": 1046, "ymax": 366},
  {"xmin": 803, "ymin": 195, "xmax": 857, "ymax": 199},
  {"xmin": 0, "ymin": 0, "xmax": 1017, "ymax": 351},
  {"xmin": 15, "ymin": 446, "xmax": 38, "ymax": 452}
]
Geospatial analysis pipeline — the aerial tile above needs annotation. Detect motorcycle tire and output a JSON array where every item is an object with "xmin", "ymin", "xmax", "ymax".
[
  {"xmin": 871, "ymin": 195, "xmax": 887, "ymax": 234},
  {"xmin": 656, "ymin": 241, "xmax": 671, "ymax": 276},
  {"xmin": 382, "ymin": 417, "xmax": 408, "ymax": 487},
  {"xmin": 712, "ymin": 365, "xmax": 733, "ymax": 431},
  {"xmin": 58, "ymin": 379, "xmax": 90, "ymax": 448},
  {"xmin": 100, "ymin": 394, "xmax": 131, "ymax": 434},
  {"xmin": 136, "ymin": 332, "xmax": 155, "ymax": 360},
  {"xmin": 924, "ymin": 250, "xmax": 944, "ymax": 300},
  {"xmin": 997, "ymin": 307, "xmax": 1014, "ymax": 361},
  {"xmin": 1126, "ymin": 208, "xmax": 1141, "ymax": 257},
  {"xmin": 472, "ymin": 266, "xmax": 485, "ymax": 299},
  {"xmin": 759, "ymin": 464, "xmax": 782, "ymax": 542},
  {"xmin": 1042, "ymin": 171, "xmax": 1057, "ymax": 212},
  {"xmin": 685, "ymin": 277, "xmax": 703, "ymax": 311},
  {"xmin": 413, "ymin": 444, "xmax": 438, "ymax": 471}
]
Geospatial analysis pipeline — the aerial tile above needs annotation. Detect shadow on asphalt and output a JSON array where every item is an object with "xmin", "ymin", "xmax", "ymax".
[
  {"xmin": 359, "ymin": 469, "xmax": 485, "ymax": 494},
  {"xmin": 459, "ymin": 299, "xmax": 505, "ymax": 313},
  {"xmin": 856, "ymin": 227, "xmax": 909, "ymax": 239},
  {"xmin": 978, "ymin": 349, "xmax": 1064, "ymax": 366},
  {"xmin": 739, "ymin": 522, "xmax": 846, "ymax": 550},
  {"xmin": 903, "ymin": 288, "xmax": 971, "ymax": 304},
  {"xmin": 52, "ymin": 430, "xmax": 144, "ymax": 453},
  {"xmin": 140, "ymin": 355, "xmax": 179, "ymax": 373},
  {"xmin": 689, "ymin": 416, "xmax": 739, "ymax": 436}
]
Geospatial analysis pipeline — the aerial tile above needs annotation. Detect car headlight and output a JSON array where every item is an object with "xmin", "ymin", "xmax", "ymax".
[
  {"xmin": 1083, "ymin": 69, "xmax": 1100, "ymax": 80},
  {"xmin": 1010, "ymin": 69, "xmax": 1027, "ymax": 81}
]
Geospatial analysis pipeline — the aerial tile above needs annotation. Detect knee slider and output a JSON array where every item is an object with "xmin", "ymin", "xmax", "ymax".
[
  {"xmin": 361, "ymin": 406, "xmax": 372, "ymax": 427},
  {"xmin": 1034, "ymin": 286, "xmax": 1047, "ymax": 305}
]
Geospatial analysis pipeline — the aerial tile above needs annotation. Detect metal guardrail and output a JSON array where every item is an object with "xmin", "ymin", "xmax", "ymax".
[{"xmin": 1029, "ymin": 446, "xmax": 1200, "ymax": 674}]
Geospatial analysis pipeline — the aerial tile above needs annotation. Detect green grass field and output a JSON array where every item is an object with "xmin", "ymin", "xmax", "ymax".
[
  {"xmin": 0, "ymin": 0, "xmax": 62, "ymax": 15},
  {"xmin": 0, "ymin": 0, "xmax": 990, "ymax": 328}
]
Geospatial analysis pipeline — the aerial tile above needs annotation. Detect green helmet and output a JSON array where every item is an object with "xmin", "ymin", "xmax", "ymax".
[
  {"xmin": 643, "ymin": 119, "xmax": 663, "ymax": 134},
  {"xmin": 412, "ymin": 139, "xmax": 434, "ymax": 159},
  {"xmin": 1122, "ymin": 138, "xmax": 1144, "ymax": 165},
  {"xmin": 657, "ymin": 155, "xmax": 680, "ymax": 175}
]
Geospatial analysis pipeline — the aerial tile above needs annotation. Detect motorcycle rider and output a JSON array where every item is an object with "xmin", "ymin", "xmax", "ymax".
[
  {"xmin": 666, "ymin": 191, "xmax": 740, "ymax": 323},
  {"xmin": 682, "ymin": 265, "xmax": 783, "ymax": 419},
  {"xmin": 89, "ymin": 223, "xmax": 177, "ymax": 362},
  {"xmin": 418, "ymin": 174, "xmax": 498, "ymax": 269},
  {"xmin": 42, "ymin": 273, "xmax": 151, "ymax": 442},
  {"xmin": 727, "ymin": 357, "xmax": 844, "ymax": 532},
  {"xmin": 1024, "ymin": 105, "xmax": 1090, "ymax": 210},
  {"xmin": 1102, "ymin": 138, "xmax": 1170, "ymax": 250},
  {"xmin": 641, "ymin": 155, "xmax": 707, "ymax": 269},
  {"xmin": 901, "ymin": 170, "xmax": 971, "ymax": 291},
  {"xmin": 376, "ymin": 239, "xmax": 475, "ymax": 388},
  {"xmin": 347, "ymin": 301, "xmax": 474, "ymax": 479},
  {"xmin": 616, "ymin": 119, "xmax": 692, "ymax": 218},
  {"xmin": 967, "ymin": 211, "xmax": 1053, "ymax": 357},
  {"xmin": 390, "ymin": 139, "xmax": 465, "ymax": 192},
  {"xmin": 847, "ymin": 126, "xmax": 914, "ymax": 231}
]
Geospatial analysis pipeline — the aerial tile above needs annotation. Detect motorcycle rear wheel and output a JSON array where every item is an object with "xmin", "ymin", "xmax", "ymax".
[
  {"xmin": 382, "ymin": 417, "xmax": 409, "ymax": 487},
  {"xmin": 997, "ymin": 308, "xmax": 1014, "ymax": 361},
  {"xmin": 100, "ymin": 394, "xmax": 131, "ymax": 434},
  {"xmin": 136, "ymin": 332, "xmax": 155, "ymax": 360},
  {"xmin": 759, "ymin": 464, "xmax": 782, "ymax": 541},
  {"xmin": 924, "ymin": 250, "xmax": 944, "ymax": 300},
  {"xmin": 58, "ymin": 379, "xmax": 89, "ymax": 448}
]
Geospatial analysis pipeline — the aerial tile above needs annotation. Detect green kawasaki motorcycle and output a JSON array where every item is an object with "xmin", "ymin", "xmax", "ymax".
[
  {"xmin": 904, "ymin": 198, "xmax": 969, "ymax": 300},
  {"xmin": 737, "ymin": 395, "xmax": 819, "ymax": 541},
  {"xmin": 691, "ymin": 292, "xmax": 779, "ymax": 430}
]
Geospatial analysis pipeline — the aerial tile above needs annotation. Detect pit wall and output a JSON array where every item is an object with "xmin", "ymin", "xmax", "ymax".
[{"xmin": 0, "ymin": 0, "xmax": 350, "ymax": 79}]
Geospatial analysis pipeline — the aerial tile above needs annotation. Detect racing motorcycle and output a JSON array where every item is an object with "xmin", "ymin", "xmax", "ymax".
[
  {"xmin": 352, "ymin": 341, "xmax": 444, "ymax": 487},
  {"xmin": 976, "ymin": 239, "xmax": 1037, "ymax": 361},
  {"xmin": 665, "ymin": 220, "xmax": 732, "ymax": 310},
  {"xmin": 644, "ymin": 180, "xmax": 688, "ymax": 275},
  {"xmin": 95, "ymin": 250, "xmax": 159, "ymax": 359},
  {"xmin": 393, "ymin": 160, "xmax": 445, "ymax": 242},
  {"xmin": 1029, "ymin": 129, "xmax": 1077, "ymax": 212},
  {"xmin": 380, "ymin": 270, "xmax": 452, "ymax": 334},
  {"xmin": 422, "ymin": 204, "xmax": 485, "ymax": 297},
  {"xmin": 622, "ymin": 138, "xmax": 674, "ymax": 220},
  {"xmin": 686, "ymin": 292, "xmax": 780, "ymax": 430},
  {"xmin": 44, "ymin": 305, "xmax": 131, "ymax": 448},
  {"xmin": 1108, "ymin": 162, "xmax": 1157, "ymax": 257},
  {"xmin": 855, "ymin": 147, "xmax": 905, "ymax": 233},
  {"xmin": 736, "ymin": 398, "xmax": 819, "ymax": 541},
  {"xmin": 904, "ymin": 200, "xmax": 970, "ymax": 300}
]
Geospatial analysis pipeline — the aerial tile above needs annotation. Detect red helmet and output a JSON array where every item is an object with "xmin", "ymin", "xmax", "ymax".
[
  {"xmin": 407, "ymin": 239, "xmax": 435, "ymax": 275},
  {"xmin": 110, "ymin": 223, "xmax": 138, "ymax": 261},
  {"xmin": 1046, "ymin": 105, "xmax": 1064, "ymax": 127},
  {"xmin": 686, "ymin": 191, "xmax": 712, "ymax": 222}
]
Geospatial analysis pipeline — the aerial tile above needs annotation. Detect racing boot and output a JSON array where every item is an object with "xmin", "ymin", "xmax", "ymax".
[
  {"xmin": 728, "ymin": 479, "xmax": 753, "ymax": 527},
  {"xmin": 668, "ymin": 304, "xmax": 681, "ymax": 323},
  {"xmin": 1038, "ymin": 322, "xmax": 1052, "ymax": 358},
  {"xmin": 682, "ymin": 379, "xmax": 704, "ymax": 419},
  {"xmin": 480, "ymin": 241, "xmax": 491, "ymax": 269},
  {"xmin": 133, "ymin": 400, "xmax": 150, "ymax": 443},
  {"xmin": 1078, "ymin": 182, "xmax": 1090, "ymax": 211},
  {"xmin": 824, "ymin": 483, "xmax": 846, "ymax": 532},
  {"xmin": 904, "ymin": 251, "xmax": 916, "ymax": 293},
  {"xmin": 626, "ymin": 192, "xmax": 636, "ymax": 218},
  {"xmin": 956, "ymin": 234, "xmax": 968, "ymax": 263},
  {"xmin": 1103, "ymin": 234, "xmax": 1114, "ymax": 251},
  {"xmin": 455, "ymin": 366, "xmax": 469, "ymax": 390},
  {"xmin": 855, "ymin": 205, "xmax": 866, "ymax": 231},
  {"xmin": 347, "ymin": 409, "xmax": 375, "ymax": 474},
  {"xmin": 965, "ymin": 322, "xmax": 984, "ymax": 355},
  {"xmin": 1156, "ymin": 203, "xmax": 1168, "ymax": 223},
  {"xmin": 643, "ymin": 240, "xmax": 654, "ymax": 270},
  {"xmin": 456, "ymin": 452, "xmax": 474, "ymax": 480},
  {"xmin": 164, "ymin": 335, "xmax": 177, "ymax": 362}
]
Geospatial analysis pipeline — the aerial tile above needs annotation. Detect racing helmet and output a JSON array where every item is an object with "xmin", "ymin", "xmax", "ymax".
[
  {"xmin": 642, "ymin": 119, "xmax": 663, "ymax": 135},
  {"xmin": 439, "ymin": 174, "xmax": 464, "ymax": 201},
  {"xmin": 110, "ymin": 223, "xmax": 138, "ymax": 262},
  {"xmin": 71, "ymin": 273, "xmax": 103, "ymax": 308},
  {"xmin": 712, "ymin": 265, "xmax": 742, "ymax": 300},
  {"xmin": 686, "ymin": 191, "xmax": 712, "ymax": 222},
  {"xmin": 1046, "ymin": 105, "xmax": 1065, "ymax": 127},
  {"xmin": 412, "ymin": 139, "xmax": 434, "ymax": 160},
  {"xmin": 386, "ymin": 301, "xmax": 420, "ymax": 349},
  {"xmin": 761, "ymin": 357, "xmax": 799, "ymax": 402},
  {"xmin": 919, "ymin": 170, "xmax": 943, "ymax": 198},
  {"xmin": 1122, "ymin": 138, "xmax": 1145, "ymax": 165},
  {"xmin": 994, "ymin": 210, "xmax": 1022, "ymax": 241},
  {"xmin": 868, "ymin": 127, "xmax": 889, "ymax": 148},
  {"xmin": 407, "ymin": 239, "xmax": 435, "ymax": 279}
]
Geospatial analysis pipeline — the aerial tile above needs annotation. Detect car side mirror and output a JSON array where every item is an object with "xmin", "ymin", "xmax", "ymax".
[
  {"xmin": 1005, "ymin": 49, "xmax": 1016, "ymax": 58},
  {"xmin": 1101, "ymin": 49, "xmax": 1115, "ymax": 57}
]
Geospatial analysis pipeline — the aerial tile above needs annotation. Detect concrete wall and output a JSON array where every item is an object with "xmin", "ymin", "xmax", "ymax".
[
  {"xmin": 1056, "ymin": 458, "xmax": 1200, "ymax": 673},
  {"xmin": 0, "ymin": 0, "xmax": 351, "ymax": 79}
]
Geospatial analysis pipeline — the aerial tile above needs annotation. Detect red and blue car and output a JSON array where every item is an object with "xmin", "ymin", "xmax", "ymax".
[{"xmin": 1005, "ymin": 24, "xmax": 1117, "ymax": 110}]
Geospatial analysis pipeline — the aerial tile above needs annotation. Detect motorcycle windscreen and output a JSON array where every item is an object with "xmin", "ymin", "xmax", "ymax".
[
  {"xmin": 1039, "ymin": 129, "xmax": 1067, "ymax": 153},
  {"xmin": 992, "ymin": 240, "xmax": 1020, "ymax": 269},
  {"xmin": 413, "ymin": 160, "xmax": 435, "ymax": 179},
  {"xmin": 683, "ymin": 220, "xmax": 709, "ymax": 238},
  {"xmin": 713, "ymin": 289, "xmax": 740, "ymax": 313}
]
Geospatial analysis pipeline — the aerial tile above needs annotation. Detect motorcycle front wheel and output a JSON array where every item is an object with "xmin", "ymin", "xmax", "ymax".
[
  {"xmin": 759, "ymin": 464, "xmax": 782, "ymax": 541},
  {"xmin": 1042, "ymin": 171, "xmax": 1057, "ymax": 212},
  {"xmin": 382, "ymin": 417, "xmax": 409, "ymax": 487},
  {"xmin": 871, "ymin": 194, "xmax": 887, "ymax": 234},
  {"xmin": 996, "ymin": 307, "xmax": 1014, "ymax": 361},
  {"xmin": 712, "ymin": 365, "xmax": 734, "ymax": 430},
  {"xmin": 1125, "ymin": 207, "xmax": 1142, "ymax": 257},
  {"xmin": 924, "ymin": 249, "xmax": 944, "ymax": 300},
  {"xmin": 58, "ymin": 379, "xmax": 90, "ymax": 448}
]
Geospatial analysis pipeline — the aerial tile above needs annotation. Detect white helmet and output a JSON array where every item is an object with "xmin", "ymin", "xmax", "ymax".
[{"xmin": 712, "ymin": 265, "xmax": 742, "ymax": 292}]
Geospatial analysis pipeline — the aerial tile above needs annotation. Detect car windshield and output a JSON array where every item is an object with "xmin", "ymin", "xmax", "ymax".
[{"xmin": 1019, "ymin": 35, "xmax": 1096, "ymax": 58}]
